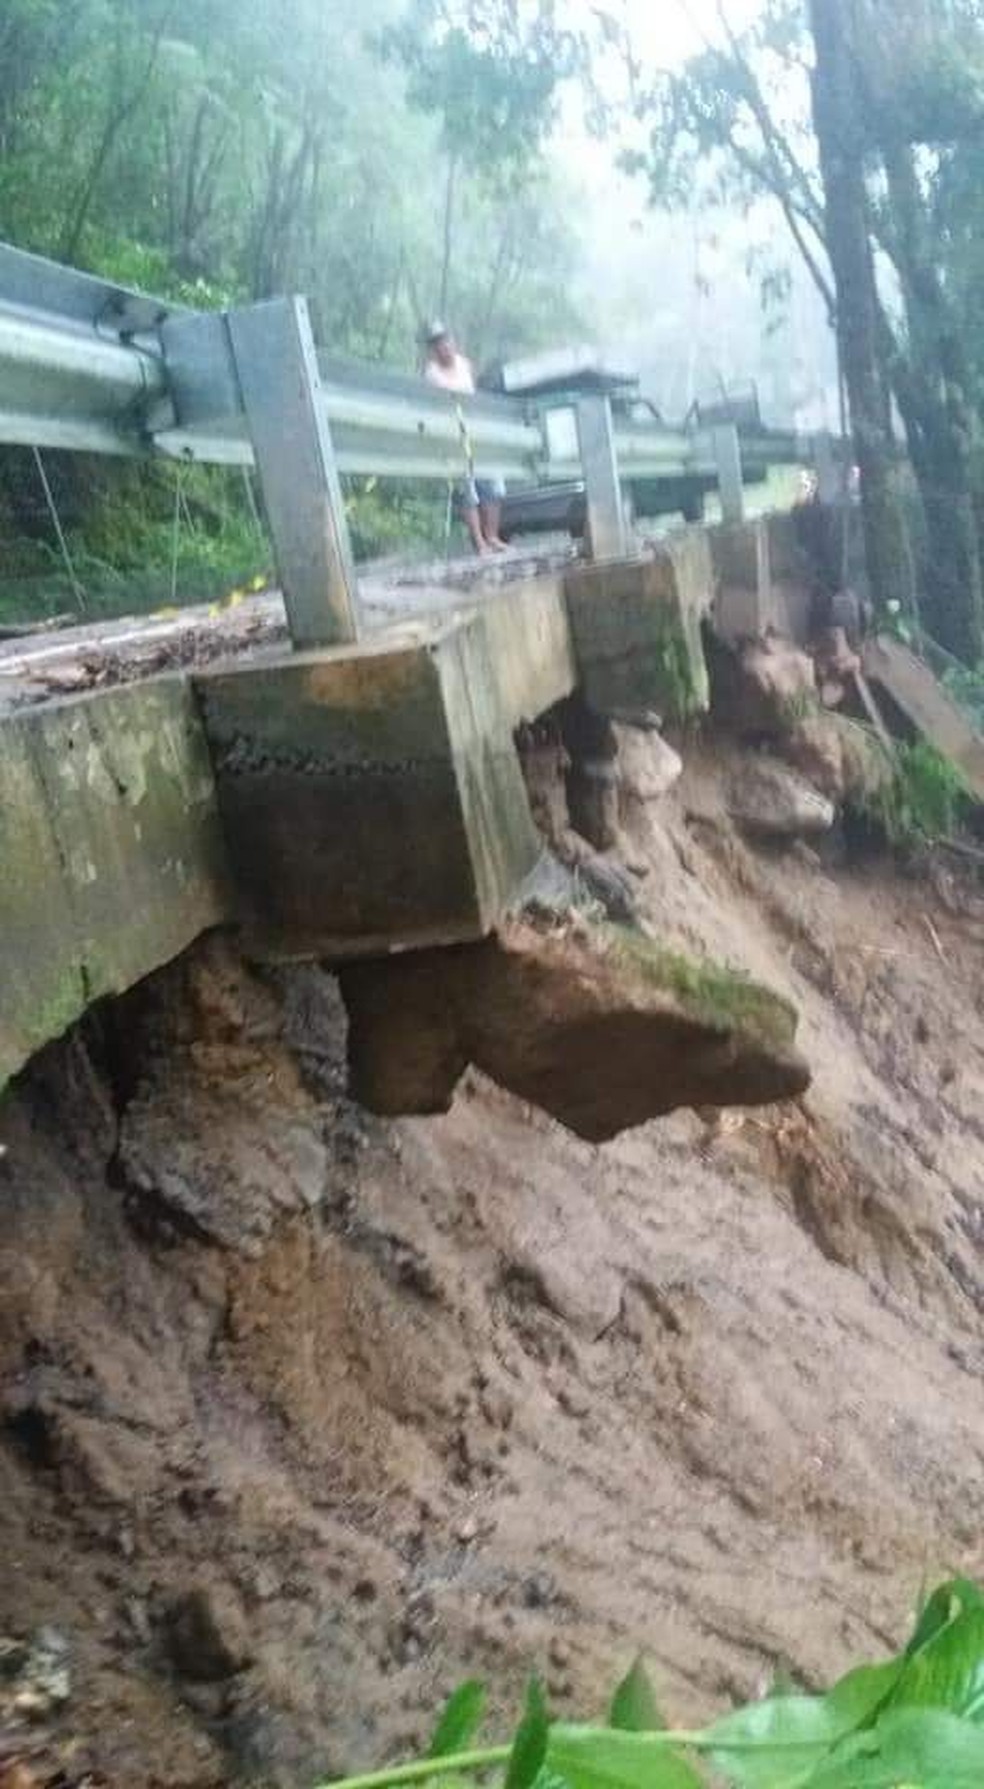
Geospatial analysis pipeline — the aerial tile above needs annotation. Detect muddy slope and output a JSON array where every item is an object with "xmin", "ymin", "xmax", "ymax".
[{"xmin": 3, "ymin": 760, "xmax": 984, "ymax": 1787}]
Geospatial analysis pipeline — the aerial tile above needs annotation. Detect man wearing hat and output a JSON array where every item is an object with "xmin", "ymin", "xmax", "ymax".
[{"xmin": 424, "ymin": 321, "xmax": 507, "ymax": 555}]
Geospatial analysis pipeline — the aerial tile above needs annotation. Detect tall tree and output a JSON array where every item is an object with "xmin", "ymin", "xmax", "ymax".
[
  {"xmin": 624, "ymin": 0, "xmax": 984, "ymax": 658},
  {"xmin": 808, "ymin": 0, "xmax": 917, "ymax": 624},
  {"xmin": 376, "ymin": 0, "xmax": 579, "ymax": 318}
]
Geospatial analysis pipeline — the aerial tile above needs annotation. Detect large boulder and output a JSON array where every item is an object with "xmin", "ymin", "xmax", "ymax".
[
  {"xmin": 784, "ymin": 712, "xmax": 894, "ymax": 807},
  {"xmin": 613, "ymin": 720, "xmax": 683, "ymax": 808},
  {"xmin": 728, "ymin": 756, "xmax": 835, "ymax": 838},
  {"xmin": 340, "ymin": 919, "xmax": 810, "ymax": 1143}
]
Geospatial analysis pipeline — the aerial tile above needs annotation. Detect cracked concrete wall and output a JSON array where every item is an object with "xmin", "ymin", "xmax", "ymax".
[{"xmin": 0, "ymin": 680, "xmax": 230, "ymax": 1091}]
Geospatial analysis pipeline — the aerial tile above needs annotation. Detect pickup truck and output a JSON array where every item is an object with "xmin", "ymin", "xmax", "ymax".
[{"xmin": 479, "ymin": 350, "xmax": 781, "ymax": 541}]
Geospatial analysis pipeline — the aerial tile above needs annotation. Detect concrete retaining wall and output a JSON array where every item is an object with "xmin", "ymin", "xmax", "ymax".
[
  {"xmin": 565, "ymin": 534, "xmax": 714, "ymax": 719},
  {"xmin": 195, "ymin": 621, "xmax": 543, "ymax": 960},
  {"xmin": 1, "ymin": 514, "xmax": 807, "ymax": 1092},
  {"xmin": 0, "ymin": 679, "xmax": 229, "ymax": 1090}
]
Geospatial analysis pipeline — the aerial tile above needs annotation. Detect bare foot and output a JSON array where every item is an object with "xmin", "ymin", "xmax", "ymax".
[{"xmin": 485, "ymin": 536, "xmax": 508, "ymax": 552}]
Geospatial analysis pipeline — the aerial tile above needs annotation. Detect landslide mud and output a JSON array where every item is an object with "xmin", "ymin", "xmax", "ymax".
[{"xmin": 2, "ymin": 751, "xmax": 984, "ymax": 1787}]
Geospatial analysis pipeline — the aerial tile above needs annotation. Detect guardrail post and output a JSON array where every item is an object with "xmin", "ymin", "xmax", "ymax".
[
  {"xmin": 712, "ymin": 423, "xmax": 745, "ymax": 523},
  {"xmin": 576, "ymin": 395, "xmax": 627, "ymax": 561},
  {"xmin": 227, "ymin": 296, "xmax": 359, "ymax": 649}
]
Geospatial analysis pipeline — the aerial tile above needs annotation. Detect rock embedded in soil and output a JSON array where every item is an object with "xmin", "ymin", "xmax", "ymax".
[
  {"xmin": 0, "ymin": 1629, "xmax": 70, "ymax": 1725},
  {"xmin": 728, "ymin": 636, "xmax": 818, "ymax": 736},
  {"xmin": 784, "ymin": 711, "xmax": 894, "ymax": 807},
  {"xmin": 612, "ymin": 721, "xmax": 683, "ymax": 807},
  {"xmin": 165, "ymin": 1586, "xmax": 252, "ymax": 1682},
  {"xmin": 340, "ymin": 918, "xmax": 810, "ymax": 1142},
  {"xmin": 728, "ymin": 756, "xmax": 835, "ymax": 839}
]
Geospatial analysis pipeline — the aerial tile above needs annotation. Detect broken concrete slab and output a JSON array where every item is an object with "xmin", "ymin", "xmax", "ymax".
[
  {"xmin": 564, "ymin": 534, "xmax": 712, "ymax": 720},
  {"xmin": 340, "ymin": 918, "xmax": 810, "ymax": 1142},
  {"xmin": 0, "ymin": 680, "xmax": 229, "ymax": 1092},
  {"xmin": 195, "ymin": 616, "xmax": 542, "ymax": 960},
  {"xmin": 863, "ymin": 634, "xmax": 984, "ymax": 803}
]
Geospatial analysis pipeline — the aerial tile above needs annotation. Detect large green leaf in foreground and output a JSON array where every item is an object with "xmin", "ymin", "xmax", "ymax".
[
  {"xmin": 802, "ymin": 1707, "xmax": 984, "ymax": 1787},
  {"xmin": 547, "ymin": 1725, "xmax": 703, "ymax": 1789},
  {"xmin": 313, "ymin": 1576, "xmax": 984, "ymax": 1789},
  {"xmin": 505, "ymin": 1681, "xmax": 549, "ymax": 1789},
  {"xmin": 428, "ymin": 1681, "xmax": 487, "ymax": 1759},
  {"xmin": 608, "ymin": 1659, "xmax": 665, "ymax": 1734},
  {"xmin": 703, "ymin": 1661, "xmax": 904, "ymax": 1788}
]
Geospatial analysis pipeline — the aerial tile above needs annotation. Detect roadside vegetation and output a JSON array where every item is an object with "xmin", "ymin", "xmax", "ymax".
[
  {"xmin": 0, "ymin": 0, "xmax": 583, "ymax": 622},
  {"xmin": 867, "ymin": 740, "xmax": 971, "ymax": 850},
  {"xmin": 316, "ymin": 1579, "xmax": 984, "ymax": 1789}
]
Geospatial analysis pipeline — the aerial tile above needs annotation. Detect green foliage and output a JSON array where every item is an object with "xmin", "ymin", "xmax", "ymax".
[
  {"xmin": 942, "ymin": 661, "xmax": 984, "ymax": 734},
  {"xmin": 604, "ymin": 927, "xmax": 798, "ymax": 1052},
  {"xmin": 0, "ymin": 455, "xmax": 271, "ymax": 626},
  {"xmin": 310, "ymin": 1576, "xmax": 984, "ymax": 1789},
  {"xmin": 0, "ymin": 0, "xmax": 590, "ymax": 621},
  {"xmin": 0, "ymin": 0, "xmax": 586, "ymax": 359},
  {"xmin": 376, "ymin": 0, "xmax": 579, "ymax": 194},
  {"xmin": 343, "ymin": 479, "xmax": 447, "ymax": 563},
  {"xmin": 505, "ymin": 1682, "xmax": 549, "ymax": 1789},
  {"xmin": 865, "ymin": 739, "xmax": 969, "ymax": 848},
  {"xmin": 608, "ymin": 1659, "xmax": 664, "ymax": 1734},
  {"xmin": 549, "ymin": 1726, "xmax": 702, "ymax": 1789},
  {"xmin": 647, "ymin": 615, "xmax": 707, "ymax": 723},
  {"xmin": 429, "ymin": 1682, "xmax": 487, "ymax": 1758}
]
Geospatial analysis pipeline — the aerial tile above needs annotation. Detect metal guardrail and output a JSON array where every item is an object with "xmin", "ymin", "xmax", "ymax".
[
  {"xmin": 0, "ymin": 244, "xmax": 170, "ymax": 454},
  {"xmin": 0, "ymin": 240, "xmax": 766, "ymax": 646}
]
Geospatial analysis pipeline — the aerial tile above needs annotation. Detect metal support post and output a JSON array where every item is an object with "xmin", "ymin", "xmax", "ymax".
[
  {"xmin": 576, "ymin": 394, "xmax": 627, "ymax": 561},
  {"xmin": 712, "ymin": 423, "xmax": 745, "ymax": 524},
  {"xmin": 226, "ymin": 296, "xmax": 360, "ymax": 649}
]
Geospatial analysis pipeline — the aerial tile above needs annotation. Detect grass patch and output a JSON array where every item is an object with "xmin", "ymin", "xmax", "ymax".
[
  {"xmin": 861, "ymin": 737, "xmax": 970, "ymax": 849},
  {"xmin": 601, "ymin": 924, "xmax": 798, "ymax": 1048},
  {"xmin": 942, "ymin": 658, "xmax": 984, "ymax": 733}
]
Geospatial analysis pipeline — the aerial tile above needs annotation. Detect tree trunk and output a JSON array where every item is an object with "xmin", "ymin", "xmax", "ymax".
[
  {"xmin": 809, "ymin": 0, "xmax": 916, "ymax": 621},
  {"xmin": 880, "ymin": 143, "xmax": 984, "ymax": 663},
  {"xmin": 60, "ymin": 13, "xmax": 170, "ymax": 265},
  {"xmin": 907, "ymin": 413, "xmax": 982, "ymax": 663},
  {"xmin": 438, "ymin": 153, "xmax": 456, "ymax": 319}
]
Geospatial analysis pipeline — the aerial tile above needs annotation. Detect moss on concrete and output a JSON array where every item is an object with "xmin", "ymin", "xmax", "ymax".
[
  {"xmin": 0, "ymin": 679, "xmax": 229, "ymax": 1094},
  {"xmin": 564, "ymin": 542, "xmax": 711, "ymax": 721}
]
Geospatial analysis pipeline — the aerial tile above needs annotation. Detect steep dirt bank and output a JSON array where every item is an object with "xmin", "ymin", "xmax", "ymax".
[{"xmin": 3, "ymin": 752, "xmax": 984, "ymax": 1788}]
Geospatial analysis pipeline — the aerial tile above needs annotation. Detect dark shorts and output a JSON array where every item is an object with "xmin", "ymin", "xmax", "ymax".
[{"xmin": 455, "ymin": 475, "xmax": 505, "ymax": 512}]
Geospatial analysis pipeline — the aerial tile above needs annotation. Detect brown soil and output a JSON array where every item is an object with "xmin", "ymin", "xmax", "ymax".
[{"xmin": 3, "ymin": 744, "xmax": 984, "ymax": 1787}]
